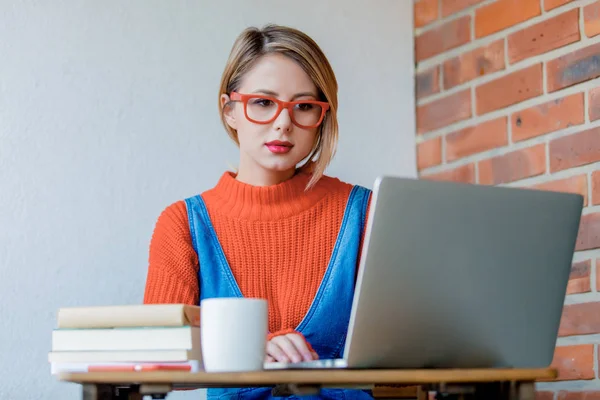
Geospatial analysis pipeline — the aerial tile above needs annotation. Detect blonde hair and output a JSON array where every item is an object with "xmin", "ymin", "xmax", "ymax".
[{"xmin": 218, "ymin": 24, "xmax": 339, "ymax": 190}]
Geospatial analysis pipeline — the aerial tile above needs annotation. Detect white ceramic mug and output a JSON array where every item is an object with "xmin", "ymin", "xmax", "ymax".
[{"xmin": 200, "ymin": 297, "xmax": 268, "ymax": 372}]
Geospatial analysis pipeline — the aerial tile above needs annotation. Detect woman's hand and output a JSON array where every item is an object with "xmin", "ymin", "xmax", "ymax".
[{"xmin": 265, "ymin": 333, "xmax": 319, "ymax": 363}]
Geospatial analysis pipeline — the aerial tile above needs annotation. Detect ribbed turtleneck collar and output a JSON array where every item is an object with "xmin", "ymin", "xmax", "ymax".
[{"xmin": 203, "ymin": 170, "xmax": 332, "ymax": 221}]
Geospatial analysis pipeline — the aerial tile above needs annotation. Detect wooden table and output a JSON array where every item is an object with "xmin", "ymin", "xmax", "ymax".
[{"xmin": 58, "ymin": 368, "xmax": 556, "ymax": 400}]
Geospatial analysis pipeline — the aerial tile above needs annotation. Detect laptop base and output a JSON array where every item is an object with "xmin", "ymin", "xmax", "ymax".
[{"xmin": 264, "ymin": 358, "xmax": 348, "ymax": 370}]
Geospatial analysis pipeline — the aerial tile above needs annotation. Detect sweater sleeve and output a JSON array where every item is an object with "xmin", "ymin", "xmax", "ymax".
[{"xmin": 143, "ymin": 200, "xmax": 199, "ymax": 305}]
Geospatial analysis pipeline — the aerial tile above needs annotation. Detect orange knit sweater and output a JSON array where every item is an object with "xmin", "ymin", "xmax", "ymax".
[{"xmin": 143, "ymin": 171, "xmax": 368, "ymax": 334}]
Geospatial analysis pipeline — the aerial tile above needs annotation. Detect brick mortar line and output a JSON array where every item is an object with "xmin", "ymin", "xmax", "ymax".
[
  {"xmin": 570, "ymin": 251, "xmax": 600, "ymax": 271},
  {"xmin": 543, "ymin": 56, "xmax": 548, "ymax": 96},
  {"xmin": 583, "ymin": 200, "xmax": 600, "ymax": 215},
  {"xmin": 583, "ymin": 205, "xmax": 600, "ymax": 214},
  {"xmin": 417, "ymin": 80, "xmax": 478, "ymax": 107},
  {"xmin": 411, "ymin": 0, "xmax": 594, "ymax": 36},
  {"xmin": 416, "ymin": 77, "xmax": 600, "ymax": 141},
  {"xmin": 416, "ymin": 14, "xmax": 599, "ymax": 78},
  {"xmin": 416, "ymin": 106, "xmax": 594, "ymax": 154},
  {"xmin": 415, "ymin": 0, "xmax": 595, "ymax": 68},
  {"xmin": 417, "ymin": 35, "xmax": 600, "ymax": 106},
  {"xmin": 420, "ymin": 150, "xmax": 600, "ymax": 182},
  {"xmin": 419, "ymin": 142, "xmax": 600, "ymax": 184},
  {"xmin": 505, "ymin": 168, "xmax": 596, "ymax": 194},
  {"xmin": 503, "ymin": 36, "xmax": 510, "ymax": 85},
  {"xmin": 545, "ymin": 136, "xmax": 551, "ymax": 179},
  {"xmin": 580, "ymin": 4, "xmax": 586, "ymax": 44},
  {"xmin": 470, "ymin": 85, "xmax": 476, "ymax": 119},
  {"xmin": 470, "ymin": 5, "xmax": 475, "ymax": 42},
  {"xmin": 439, "ymin": 62, "xmax": 445, "ymax": 92},
  {"xmin": 592, "ymin": 343, "xmax": 598, "ymax": 379},
  {"xmin": 507, "ymin": 106, "xmax": 513, "ymax": 145},
  {"xmin": 593, "ymin": 255, "xmax": 598, "ymax": 293},
  {"xmin": 422, "ymin": 158, "xmax": 600, "ymax": 188},
  {"xmin": 444, "ymin": 158, "xmax": 599, "ymax": 193},
  {"xmin": 414, "ymin": 0, "xmax": 600, "ymax": 36},
  {"xmin": 572, "ymin": 249, "xmax": 599, "ymax": 264},
  {"xmin": 506, "ymin": 170, "xmax": 599, "ymax": 200},
  {"xmin": 541, "ymin": 0, "xmax": 548, "ymax": 15},
  {"xmin": 589, "ymin": 167, "xmax": 594, "ymax": 222},
  {"xmin": 414, "ymin": 0, "xmax": 497, "ymax": 35},
  {"xmin": 557, "ymin": 331, "xmax": 600, "ymax": 345},
  {"xmin": 586, "ymin": 87, "xmax": 592, "ymax": 124},
  {"xmin": 594, "ymin": 171, "xmax": 599, "ymax": 206}
]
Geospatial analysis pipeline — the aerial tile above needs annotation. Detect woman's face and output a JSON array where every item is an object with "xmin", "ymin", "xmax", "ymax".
[{"xmin": 221, "ymin": 54, "xmax": 322, "ymax": 184}]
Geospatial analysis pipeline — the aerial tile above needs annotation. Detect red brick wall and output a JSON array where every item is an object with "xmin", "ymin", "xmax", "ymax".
[{"xmin": 414, "ymin": 0, "xmax": 600, "ymax": 396}]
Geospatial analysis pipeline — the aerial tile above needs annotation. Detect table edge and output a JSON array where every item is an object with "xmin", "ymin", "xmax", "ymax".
[{"xmin": 57, "ymin": 368, "xmax": 558, "ymax": 385}]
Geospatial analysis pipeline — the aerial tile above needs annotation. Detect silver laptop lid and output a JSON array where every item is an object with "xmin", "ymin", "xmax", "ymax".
[{"xmin": 343, "ymin": 176, "xmax": 583, "ymax": 369}]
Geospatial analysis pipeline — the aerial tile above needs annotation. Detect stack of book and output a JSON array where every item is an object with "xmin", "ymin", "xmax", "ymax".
[{"xmin": 49, "ymin": 304, "xmax": 202, "ymax": 374}]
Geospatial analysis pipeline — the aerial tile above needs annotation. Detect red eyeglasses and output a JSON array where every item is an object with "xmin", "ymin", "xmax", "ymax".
[{"xmin": 229, "ymin": 92, "xmax": 330, "ymax": 129}]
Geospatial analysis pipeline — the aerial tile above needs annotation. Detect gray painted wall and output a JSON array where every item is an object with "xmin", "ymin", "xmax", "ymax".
[{"xmin": 0, "ymin": 1, "xmax": 415, "ymax": 398}]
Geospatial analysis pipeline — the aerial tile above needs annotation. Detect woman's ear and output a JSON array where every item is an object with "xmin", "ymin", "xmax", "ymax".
[{"xmin": 220, "ymin": 94, "xmax": 237, "ymax": 130}]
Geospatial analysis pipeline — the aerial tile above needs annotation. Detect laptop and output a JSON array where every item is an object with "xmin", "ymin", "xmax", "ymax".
[{"xmin": 264, "ymin": 175, "xmax": 583, "ymax": 370}]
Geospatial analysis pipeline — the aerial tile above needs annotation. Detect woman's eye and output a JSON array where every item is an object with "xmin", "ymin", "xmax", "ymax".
[
  {"xmin": 296, "ymin": 103, "xmax": 314, "ymax": 111},
  {"xmin": 251, "ymin": 98, "xmax": 274, "ymax": 107}
]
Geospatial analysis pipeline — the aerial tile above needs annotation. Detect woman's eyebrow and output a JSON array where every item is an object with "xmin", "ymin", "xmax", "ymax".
[
  {"xmin": 252, "ymin": 89, "xmax": 318, "ymax": 99},
  {"xmin": 292, "ymin": 92, "xmax": 318, "ymax": 99}
]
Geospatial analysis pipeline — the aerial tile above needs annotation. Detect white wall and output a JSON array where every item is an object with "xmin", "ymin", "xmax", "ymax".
[{"xmin": 0, "ymin": 1, "xmax": 414, "ymax": 398}]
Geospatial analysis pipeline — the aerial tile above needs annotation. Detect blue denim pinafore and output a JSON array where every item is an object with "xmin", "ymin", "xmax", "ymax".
[{"xmin": 185, "ymin": 185, "xmax": 372, "ymax": 400}]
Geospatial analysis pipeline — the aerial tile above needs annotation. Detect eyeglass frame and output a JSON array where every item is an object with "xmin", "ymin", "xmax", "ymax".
[{"xmin": 228, "ymin": 91, "xmax": 330, "ymax": 129}]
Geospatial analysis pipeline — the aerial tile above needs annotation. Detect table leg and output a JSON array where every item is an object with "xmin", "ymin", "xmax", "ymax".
[
  {"xmin": 272, "ymin": 384, "xmax": 321, "ymax": 396},
  {"xmin": 139, "ymin": 384, "xmax": 172, "ymax": 398},
  {"xmin": 516, "ymin": 382, "xmax": 535, "ymax": 400},
  {"xmin": 82, "ymin": 384, "xmax": 143, "ymax": 400},
  {"xmin": 83, "ymin": 384, "xmax": 115, "ymax": 400}
]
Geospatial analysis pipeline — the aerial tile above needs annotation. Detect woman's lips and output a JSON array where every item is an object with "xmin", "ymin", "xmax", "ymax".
[{"xmin": 265, "ymin": 141, "xmax": 293, "ymax": 154}]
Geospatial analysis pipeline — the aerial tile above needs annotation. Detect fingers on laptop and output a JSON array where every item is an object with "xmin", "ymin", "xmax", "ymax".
[
  {"xmin": 266, "ymin": 340, "xmax": 292, "ymax": 363},
  {"xmin": 268, "ymin": 336, "xmax": 302, "ymax": 362},
  {"xmin": 267, "ymin": 334, "xmax": 316, "ymax": 363},
  {"xmin": 285, "ymin": 333, "xmax": 318, "ymax": 362},
  {"xmin": 265, "ymin": 355, "xmax": 275, "ymax": 363}
]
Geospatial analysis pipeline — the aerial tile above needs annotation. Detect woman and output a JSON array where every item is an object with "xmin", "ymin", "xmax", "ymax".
[{"xmin": 144, "ymin": 24, "xmax": 372, "ymax": 399}]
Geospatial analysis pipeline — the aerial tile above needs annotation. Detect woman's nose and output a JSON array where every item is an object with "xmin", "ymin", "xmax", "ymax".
[{"xmin": 273, "ymin": 108, "xmax": 293, "ymax": 132}]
